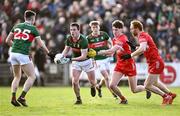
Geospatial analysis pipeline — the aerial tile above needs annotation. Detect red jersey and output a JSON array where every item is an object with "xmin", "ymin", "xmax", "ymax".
[
  {"xmin": 138, "ymin": 32, "xmax": 162, "ymax": 63},
  {"xmin": 138, "ymin": 32, "xmax": 164, "ymax": 74},
  {"xmin": 113, "ymin": 34, "xmax": 136, "ymax": 76},
  {"xmin": 113, "ymin": 34, "xmax": 132, "ymax": 62}
]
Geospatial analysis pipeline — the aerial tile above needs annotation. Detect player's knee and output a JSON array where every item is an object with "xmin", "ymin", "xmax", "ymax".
[
  {"xmin": 104, "ymin": 77, "xmax": 109, "ymax": 82},
  {"xmin": 144, "ymin": 84, "xmax": 151, "ymax": 90},
  {"xmin": 72, "ymin": 80, "xmax": 79, "ymax": 86},
  {"xmin": 131, "ymin": 88, "xmax": 137, "ymax": 93},
  {"xmin": 14, "ymin": 76, "xmax": 21, "ymax": 81},
  {"xmin": 27, "ymin": 73, "xmax": 36, "ymax": 79},
  {"xmin": 109, "ymin": 84, "xmax": 115, "ymax": 90}
]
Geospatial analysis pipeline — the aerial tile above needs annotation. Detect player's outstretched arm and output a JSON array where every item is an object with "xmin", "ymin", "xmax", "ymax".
[
  {"xmin": 131, "ymin": 42, "xmax": 147, "ymax": 58},
  {"xmin": 5, "ymin": 32, "xmax": 14, "ymax": 46},
  {"xmin": 36, "ymin": 36, "xmax": 49, "ymax": 54},
  {"xmin": 121, "ymin": 42, "xmax": 146, "ymax": 60},
  {"xmin": 61, "ymin": 46, "xmax": 71, "ymax": 57},
  {"xmin": 98, "ymin": 44, "xmax": 123, "ymax": 56}
]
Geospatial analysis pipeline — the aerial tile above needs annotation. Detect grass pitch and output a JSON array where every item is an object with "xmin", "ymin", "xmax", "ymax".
[{"xmin": 0, "ymin": 87, "xmax": 180, "ymax": 116}]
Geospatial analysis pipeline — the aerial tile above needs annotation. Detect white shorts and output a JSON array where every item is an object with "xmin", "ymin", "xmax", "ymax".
[
  {"xmin": 72, "ymin": 58, "xmax": 95, "ymax": 72},
  {"xmin": 95, "ymin": 58, "xmax": 110, "ymax": 72},
  {"xmin": 10, "ymin": 52, "xmax": 32, "ymax": 65}
]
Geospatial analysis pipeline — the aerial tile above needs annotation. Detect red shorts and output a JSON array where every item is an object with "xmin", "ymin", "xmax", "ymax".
[
  {"xmin": 148, "ymin": 58, "xmax": 164, "ymax": 74},
  {"xmin": 114, "ymin": 60, "xmax": 136, "ymax": 76}
]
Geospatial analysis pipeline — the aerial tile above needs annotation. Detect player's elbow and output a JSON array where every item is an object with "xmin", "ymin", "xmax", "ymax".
[
  {"xmin": 5, "ymin": 38, "xmax": 9, "ymax": 44},
  {"xmin": 5, "ymin": 39, "xmax": 11, "ymax": 46},
  {"xmin": 81, "ymin": 55, "xmax": 87, "ymax": 60}
]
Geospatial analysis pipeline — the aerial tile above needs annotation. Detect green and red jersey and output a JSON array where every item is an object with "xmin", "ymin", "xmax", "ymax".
[
  {"xmin": 65, "ymin": 34, "xmax": 88, "ymax": 58},
  {"xmin": 11, "ymin": 22, "xmax": 40, "ymax": 55},
  {"xmin": 87, "ymin": 31, "xmax": 110, "ymax": 60}
]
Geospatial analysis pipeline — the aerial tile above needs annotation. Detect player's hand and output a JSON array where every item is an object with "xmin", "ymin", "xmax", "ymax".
[
  {"xmin": 121, "ymin": 54, "xmax": 131, "ymax": 60},
  {"xmin": 54, "ymin": 57, "xmax": 71, "ymax": 64},
  {"xmin": 54, "ymin": 53, "xmax": 72, "ymax": 64},
  {"xmin": 87, "ymin": 48, "xmax": 97, "ymax": 58},
  {"xmin": 54, "ymin": 53, "xmax": 64, "ymax": 64},
  {"xmin": 97, "ymin": 50, "xmax": 106, "ymax": 55},
  {"xmin": 66, "ymin": 55, "xmax": 72, "ymax": 60},
  {"xmin": 48, "ymin": 51, "xmax": 56, "ymax": 60},
  {"xmin": 55, "ymin": 53, "xmax": 64, "ymax": 59},
  {"xmin": 126, "ymin": 41, "xmax": 136, "ymax": 50}
]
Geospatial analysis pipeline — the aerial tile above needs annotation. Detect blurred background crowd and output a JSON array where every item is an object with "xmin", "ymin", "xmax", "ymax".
[{"xmin": 0, "ymin": 0, "xmax": 180, "ymax": 64}]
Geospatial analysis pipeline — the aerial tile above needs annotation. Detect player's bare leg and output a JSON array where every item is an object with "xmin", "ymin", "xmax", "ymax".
[
  {"xmin": 154, "ymin": 81, "xmax": 170, "ymax": 93},
  {"xmin": 128, "ymin": 76, "xmax": 151, "ymax": 99},
  {"xmin": 153, "ymin": 77, "xmax": 176, "ymax": 104},
  {"xmin": 144, "ymin": 74, "xmax": 172, "ymax": 105},
  {"xmin": 109, "ymin": 71, "xmax": 127, "ymax": 104},
  {"xmin": 99, "ymin": 70, "xmax": 117, "ymax": 98},
  {"xmin": 128, "ymin": 76, "xmax": 145, "ymax": 93},
  {"xmin": 72, "ymin": 69, "xmax": 82, "ymax": 104},
  {"xmin": 17, "ymin": 63, "xmax": 36, "ymax": 107},
  {"xmin": 11, "ymin": 65, "xmax": 22, "ymax": 107},
  {"xmin": 87, "ymin": 70, "xmax": 96, "ymax": 97},
  {"xmin": 98, "ymin": 78, "xmax": 104, "ymax": 88}
]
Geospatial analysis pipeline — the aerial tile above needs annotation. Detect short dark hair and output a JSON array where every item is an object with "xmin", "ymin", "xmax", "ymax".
[
  {"xmin": 24, "ymin": 10, "xmax": 36, "ymax": 19},
  {"xmin": 70, "ymin": 22, "xmax": 80, "ymax": 30},
  {"xmin": 112, "ymin": 20, "xmax": 124, "ymax": 29}
]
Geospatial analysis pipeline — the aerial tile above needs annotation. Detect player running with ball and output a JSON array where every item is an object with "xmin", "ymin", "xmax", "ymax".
[{"xmin": 54, "ymin": 23, "xmax": 97, "ymax": 104}]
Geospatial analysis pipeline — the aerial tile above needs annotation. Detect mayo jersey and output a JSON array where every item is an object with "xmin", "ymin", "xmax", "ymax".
[
  {"xmin": 11, "ymin": 22, "xmax": 40, "ymax": 55},
  {"xmin": 87, "ymin": 31, "xmax": 110, "ymax": 60},
  {"xmin": 65, "ymin": 34, "xmax": 88, "ymax": 58}
]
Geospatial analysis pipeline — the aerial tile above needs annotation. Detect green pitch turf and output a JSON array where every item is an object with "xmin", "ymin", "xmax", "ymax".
[{"xmin": 0, "ymin": 87, "xmax": 179, "ymax": 116}]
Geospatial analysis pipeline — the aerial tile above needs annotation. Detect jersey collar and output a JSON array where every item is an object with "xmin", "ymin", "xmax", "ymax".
[
  {"xmin": 71, "ymin": 34, "xmax": 81, "ymax": 43},
  {"xmin": 91, "ymin": 31, "xmax": 100, "ymax": 37},
  {"xmin": 24, "ymin": 21, "xmax": 32, "ymax": 25}
]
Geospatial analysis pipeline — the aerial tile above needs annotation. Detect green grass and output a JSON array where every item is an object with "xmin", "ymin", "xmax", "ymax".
[{"xmin": 0, "ymin": 87, "xmax": 180, "ymax": 116}]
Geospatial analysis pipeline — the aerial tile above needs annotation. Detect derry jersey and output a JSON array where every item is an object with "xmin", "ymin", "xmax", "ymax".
[
  {"xmin": 65, "ymin": 34, "xmax": 88, "ymax": 58},
  {"xmin": 11, "ymin": 22, "xmax": 40, "ymax": 55},
  {"xmin": 87, "ymin": 31, "xmax": 110, "ymax": 60},
  {"xmin": 138, "ymin": 32, "xmax": 162, "ymax": 63},
  {"xmin": 138, "ymin": 32, "xmax": 164, "ymax": 74},
  {"xmin": 112, "ymin": 34, "xmax": 132, "ymax": 62},
  {"xmin": 113, "ymin": 34, "xmax": 136, "ymax": 76}
]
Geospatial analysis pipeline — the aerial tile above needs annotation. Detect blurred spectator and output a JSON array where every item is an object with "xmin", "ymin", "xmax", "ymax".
[{"xmin": 34, "ymin": 46, "xmax": 47, "ymax": 86}]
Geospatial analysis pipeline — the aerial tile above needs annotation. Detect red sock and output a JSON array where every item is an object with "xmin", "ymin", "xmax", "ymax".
[
  {"xmin": 162, "ymin": 94, "xmax": 167, "ymax": 98},
  {"xmin": 119, "ymin": 95, "xmax": 126, "ymax": 101}
]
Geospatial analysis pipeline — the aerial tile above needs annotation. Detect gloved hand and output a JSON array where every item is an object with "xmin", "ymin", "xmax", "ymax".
[
  {"xmin": 48, "ymin": 51, "xmax": 56, "ymax": 60},
  {"xmin": 121, "ymin": 54, "xmax": 132, "ymax": 60},
  {"xmin": 55, "ymin": 53, "xmax": 64, "ymax": 59},
  {"xmin": 54, "ymin": 53, "xmax": 71, "ymax": 64},
  {"xmin": 54, "ymin": 53, "xmax": 64, "ymax": 64},
  {"xmin": 87, "ymin": 48, "xmax": 97, "ymax": 58},
  {"xmin": 54, "ymin": 57, "xmax": 71, "ymax": 64}
]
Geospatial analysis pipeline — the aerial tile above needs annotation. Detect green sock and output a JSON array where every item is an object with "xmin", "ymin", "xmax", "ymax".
[
  {"xmin": 12, "ymin": 92, "xmax": 16, "ymax": 100},
  {"xmin": 20, "ymin": 91, "xmax": 27, "ymax": 98}
]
